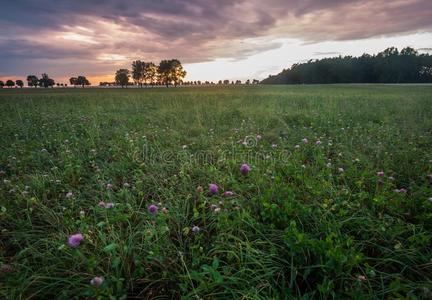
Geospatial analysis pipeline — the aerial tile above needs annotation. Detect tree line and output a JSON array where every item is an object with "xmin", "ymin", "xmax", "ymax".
[
  {"xmin": 108, "ymin": 59, "xmax": 187, "ymax": 88},
  {"xmin": 261, "ymin": 47, "xmax": 432, "ymax": 84}
]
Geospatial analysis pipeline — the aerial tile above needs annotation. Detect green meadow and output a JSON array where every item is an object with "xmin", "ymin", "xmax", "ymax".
[{"xmin": 1, "ymin": 85, "xmax": 432, "ymax": 299}]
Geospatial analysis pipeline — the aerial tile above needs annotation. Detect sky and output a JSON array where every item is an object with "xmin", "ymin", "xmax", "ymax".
[{"xmin": 1, "ymin": 0, "xmax": 431, "ymax": 84}]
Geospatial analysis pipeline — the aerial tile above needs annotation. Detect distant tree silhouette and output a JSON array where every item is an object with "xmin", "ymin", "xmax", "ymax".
[
  {"xmin": 223, "ymin": 80, "xmax": 230, "ymax": 85},
  {"xmin": 6, "ymin": 80, "xmax": 15, "ymax": 88},
  {"xmin": 69, "ymin": 77, "xmax": 78, "ymax": 87},
  {"xmin": 0, "ymin": 81, "xmax": 4, "ymax": 88},
  {"xmin": 27, "ymin": 75, "xmax": 39, "ymax": 87},
  {"xmin": 262, "ymin": 47, "xmax": 432, "ymax": 84},
  {"xmin": 115, "ymin": 69, "xmax": 130, "ymax": 88},
  {"xmin": 39, "ymin": 73, "xmax": 55, "ymax": 88},
  {"xmin": 132, "ymin": 60, "xmax": 146, "ymax": 87},
  {"xmin": 144, "ymin": 62, "xmax": 158, "ymax": 86},
  {"xmin": 158, "ymin": 59, "xmax": 186, "ymax": 87},
  {"xmin": 15, "ymin": 80, "xmax": 24, "ymax": 88},
  {"xmin": 76, "ymin": 76, "xmax": 90, "ymax": 88}
]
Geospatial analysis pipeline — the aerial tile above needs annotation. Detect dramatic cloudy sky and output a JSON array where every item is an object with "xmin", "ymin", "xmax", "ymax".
[{"xmin": 1, "ymin": 0, "xmax": 431, "ymax": 84}]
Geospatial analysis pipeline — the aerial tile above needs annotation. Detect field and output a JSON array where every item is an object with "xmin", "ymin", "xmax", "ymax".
[{"xmin": 1, "ymin": 85, "xmax": 432, "ymax": 299}]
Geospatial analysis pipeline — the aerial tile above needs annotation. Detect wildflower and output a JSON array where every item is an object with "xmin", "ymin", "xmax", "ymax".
[
  {"xmin": 208, "ymin": 183, "xmax": 218, "ymax": 195},
  {"xmin": 105, "ymin": 202, "xmax": 114, "ymax": 209},
  {"xmin": 90, "ymin": 276, "xmax": 104, "ymax": 287},
  {"xmin": 302, "ymin": 138, "xmax": 308, "ymax": 144},
  {"xmin": 123, "ymin": 182, "xmax": 130, "ymax": 188},
  {"xmin": 196, "ymin": 186, "xmax": 204, "ymax": 193},
  {"xmin": 106, "ymin": 183, "xmax": 113, "ymax": 190},
  {"xmin": 65, "ymin": 192, "xmax": 73, "ymax": 198},
  {"xmin": 224, "ymin": 191, "xmax": 234, "ymax": 197},
  {"xmin": 98, "ymin": 201, "xmax": 106, "ymax": 208},
  {"xmin": 377, "ymin": 171, "xmax": 385, "ymax": 177},
  {"xmin": 315, "ymin": 140, "xmax": 321, "ymax": 145},
  {"xmin": 326, "ymin": 162, "xmax": 332, "ymax": 168},
  {"xmin": 0, "ymin": 264, "xmax": 13, "ymax": 274},
  {"xmin": 192, "ymin": 226, "xmax": 200, "ymax": 233},
  {"xmin": 338, "ymin": 167, "xmax": 344, "ymax": 173},
  {"xmin": 271, "ymin": 144, "xmax": 278, "ymax": 148},
  {"xmin": 394, "ymin": 188, "xmax": 407, "ymax": 193},
  {"xmin": 240, "ymin": 163, "xmax": 251, "ymax": 175},
  {"xmin": 256, "ymin": 134, "xmax": 262, "ymax": 140},
  {"xmin": 214, "ymin": 207, "xmax": 221, "ymax": 213},
  {"xmin": 294, "ymin": 144, "xmax": 300, "ymax": 149},
  {"xmin": 79, "ymin": 210, "xmax": 85, "ymax": 217},
  {"xmin": 428, "ymin": 197, "xmax": 432, "ymax": 202},
  {"xmin": 357, "ymin": 275, "xmax": 367, "ymax": 282},
  {"xmin": 148, "ymin": 204, "xmax": 158, "ymax": 215},
  {"xmin": 162, "ymin": 207, "xmax": 169, "ymax": 214},
  {"xmin": 68, "ymin": 233, "xmax": 84, "ymax": 248},
  {"xmin": 182, "ymin": 145, "xmax": 187, "ymax": 149}
]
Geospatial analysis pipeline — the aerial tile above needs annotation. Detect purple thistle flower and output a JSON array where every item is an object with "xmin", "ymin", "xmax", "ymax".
[
  {"xmin": 68, "ymin": 233, "xmax": 84, "ymax": 248},
  {"xmin": 208, "ymin": 183, "xmax": 218, "ymax": 195},
  {"xmin": 224, "ymin": 191, "xmax": 234, "ymax": 197},
  {"xmin": 90, "ymin": 276, "xmax": 104, "ymax": 287},
  {"xmin": 148, "ymin": 204, "xmax": 158, "ymax": 215},
  {"xmin": 377, "ymin": 171, "xmax": 385, "ymax": 177},
  {"xmin": 240, "ymin": 163, "xmax": 251, "ymax": 175}
]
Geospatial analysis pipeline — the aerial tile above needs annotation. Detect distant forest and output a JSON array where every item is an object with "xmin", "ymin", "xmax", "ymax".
[{"xmin": 261, "ymin": 47, "xmax": 432, "ymax": 84}]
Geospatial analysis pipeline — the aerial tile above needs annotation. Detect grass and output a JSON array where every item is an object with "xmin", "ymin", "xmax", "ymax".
[{"xmin": 0, "ymin": 85, "xmax": 432, "ymax": 299}]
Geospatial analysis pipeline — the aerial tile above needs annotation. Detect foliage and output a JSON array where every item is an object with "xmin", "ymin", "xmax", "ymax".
[
  {"xmin": 15, "ymin": 80, "xmax": 24, "ymax": 88},
  {"xmin": 26, "ymin": 75, "xmax": 39, "ymax": 88},
  {"xmin": 38, "ymin": 73, "xmax": 55, "ymax": 88},
  {"xmin": 115, "ymin": 69, "xmax": 130, "ymax": 88},
  {"xmin": 158, "ymin": 59, "xmax": 187, "ymax": 87},
  {"xmin": 0, "ymin": 85, "xmax": 431, "ymax": 299},
  {"xmin": 262, "ymin": 47, "xmax": 432, "ymax": 84}
]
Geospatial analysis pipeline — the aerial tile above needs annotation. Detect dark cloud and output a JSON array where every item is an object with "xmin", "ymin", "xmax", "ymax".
[{"xmin": 0, "ymin": 0, "xmax": 431, "ymax": 79}]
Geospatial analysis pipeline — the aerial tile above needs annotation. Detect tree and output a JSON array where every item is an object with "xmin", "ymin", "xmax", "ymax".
[
  {"xmin": 16, "ymin": 80, "xmax": 24, "ymax": 88},
  {"xmin": 6, "ymin": 80, "xmax": 15, "ymax": 88},
  {"xmin": 261, "ymin": 46, "xmax": 432, "ymax": 84},
  {"xmin": 157, "ymin": 59, "xmax": 186, "ymax": 87},
  {"xmin": 115, "ymin": 69, "xmax": 130, "ymax": 88},
  {"xmin": 0, "ymin": 81, "xmax": 4, "ymax": 88},
  {"xmin": 27, "ymin": 75, "xmax": 39, "ymax": 87},
  {"xmin": 69, "ymin": 77, "xmax": 78, "ymax": 87},
  {"xmin": 76, "ymin": 76, "xmax": 90, "ymax": 88},
  {"xmin": 144, "ymin": 62, "xmax": 158, "ymax": 86},
  {"xmin": 132, "ymin": 60, "xmax": 146, "ymax": 87},
  {"xmin": 39, "ymin": 73, "xmax": 55, "ymax": 88}
]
